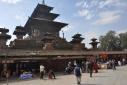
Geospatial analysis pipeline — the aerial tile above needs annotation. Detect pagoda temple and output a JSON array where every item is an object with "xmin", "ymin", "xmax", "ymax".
[
  {"xmin": 0, "ymin": 1, "xmax": 127, "ymax": 78},
  {"xmin": 9, "ymin": 2, "xmax": 72, "ymax": 50}
]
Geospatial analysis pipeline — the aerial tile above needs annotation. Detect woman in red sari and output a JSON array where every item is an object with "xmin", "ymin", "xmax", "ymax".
[{"xmin": 93, "ymin": 62, "xmax": 98, "ymax": 73}]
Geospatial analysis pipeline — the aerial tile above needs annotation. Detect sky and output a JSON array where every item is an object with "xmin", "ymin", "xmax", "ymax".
[{"xmin": 0, "ymin": 0, "xmax": 127, "ymax": 48}]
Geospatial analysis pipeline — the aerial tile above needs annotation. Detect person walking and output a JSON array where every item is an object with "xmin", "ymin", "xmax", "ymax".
[
  {"xmin": 122, "ymin": 58, "xmax": 126, "ymax": 65},
  {"xmin": 112, "ymin": 60, "xmax": 116, "ymax": 70},
  {"xmin": 40, "ymin": 65, "xmax": 45, "ymax": 79},
  {"xmin": 85, "ymin": 61, "xmax": 89, "ymax": 73},
  {"xmin": 74, "ymin": 64, "xmax": 82, "ymax": 85},
  {"xmin": 93, "ymin": 62, "xmax": 98, "ymax": 73},
  {"xmin": 88, "ymin": 61, "xmax": 94, "ymax": 77}
]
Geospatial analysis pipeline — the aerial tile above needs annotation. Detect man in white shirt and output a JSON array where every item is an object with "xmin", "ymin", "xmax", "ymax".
[{"xmin": 40, "ymin": 65, "xmax": 45, "ymax": 79}]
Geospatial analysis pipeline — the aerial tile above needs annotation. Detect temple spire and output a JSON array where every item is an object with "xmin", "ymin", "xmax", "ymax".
[{"xmin": 42, "ymin": 0, "xmax": 45, "ymax": 5}]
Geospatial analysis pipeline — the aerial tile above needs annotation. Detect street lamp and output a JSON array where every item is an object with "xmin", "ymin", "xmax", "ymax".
[{"xmin": 62, "ymin": 30, "xmax": 65, "ymax": 39}]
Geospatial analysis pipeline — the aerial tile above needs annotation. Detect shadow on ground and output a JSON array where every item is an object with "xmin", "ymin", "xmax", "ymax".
[
  {"xmin": 81, "ymin": 84, "xmax": 101, "ymax": 85},
  {"xmin": 93, "ymin": 75, "xmax": 110, "ymax": 78},
  {"xmin": 0, "ymin": 77, "xmax": 60, "ymax": 84}
]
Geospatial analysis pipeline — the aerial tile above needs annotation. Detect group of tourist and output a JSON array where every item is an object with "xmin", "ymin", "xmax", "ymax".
[
  {"xmin": 0, "ymin": 57, "xmax": 127, "ymax": 85},
  {"xmin": 65, "ymin": 61, "xmax": 98, "ymax": 75},
  {"xmin": 66, "ymin": 58, "xmax": 127, "ymax": 85},
  {"xmin": 106, "ymin": 59, "xmax": 116, "ymax": 70},
  {"xmin": 64, "ymin": 60, "xmax": 97, "ymax": 85},
  {"xmin": 106, "ymin": 58, "xmax": 127, "ymax": 70},
  {"xmin": 73, "ymin": 60, "xmax": 98, "ymax": 85},
  {"xmin": 17, "ymin": 57, "xmax": 126, "ymax": 82}
]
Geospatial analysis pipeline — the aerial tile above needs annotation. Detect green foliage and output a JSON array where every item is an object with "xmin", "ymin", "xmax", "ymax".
[
  {"xmin": 99, "ymin": 30, "xmax": 122, "ymax": 51},
  {"xmin": 119, "ymin": 32, "xmax": 127, "ymax": 50}
]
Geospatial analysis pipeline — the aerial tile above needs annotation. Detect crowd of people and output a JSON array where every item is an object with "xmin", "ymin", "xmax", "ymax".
[
  {"xmin": 65, "ymin": 58, "xmax": 127, "ymax": 85},
  {"xmin": 0, "ymin": 57, "xmax": 127, "ymax": 85},
  {"xmin": 65, "ymin": 61, "xmax": 98, "ymax": 75}
]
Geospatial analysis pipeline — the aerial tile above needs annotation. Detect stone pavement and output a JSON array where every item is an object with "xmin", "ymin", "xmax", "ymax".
[{"xmin": 1, "ymin": 65, "xmax": 127, "ymax": 85}]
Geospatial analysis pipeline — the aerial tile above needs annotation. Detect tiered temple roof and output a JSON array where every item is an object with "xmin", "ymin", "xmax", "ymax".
[
  {"xmin": 0, "ymin": 28, "xmax": 11, "ymax": 49},
  {"xmin": 9, "ymin": 2, "xmax": 69, "ymax": 49},
  {"xmin": 31, "ymin": 4, "xmax": 59, "ymax": 21},
  {"xmin": 13, "ymin": 26, "xmax": 26, "ymax": 36},
  {"xmin": 71, "ymin": 33, "xmax": 84, "ymax": 43},
  {"xmin": 89, "ymin": 38, "xmax": 100, "ymax": 50},
  {"xmin": 0, "ymin": 28, "xmax": 11, "ymax": 39},
  {"xmin": 25, "ymin": 3, "xmax": 68, "ymax": 39},
  {"xmin": 25, "ymin": 18, "xmax": 67, "ymax": 33}
]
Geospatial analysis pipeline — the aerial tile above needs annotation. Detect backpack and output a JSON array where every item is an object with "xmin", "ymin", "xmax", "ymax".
[{"xmin": 75, "ymin": 67, "xmax": 81, "ymax": 76}]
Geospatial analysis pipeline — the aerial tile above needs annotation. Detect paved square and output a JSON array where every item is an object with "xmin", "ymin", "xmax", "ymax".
[{"xmin": 1, "ymin": 66, "xmax": 127, "ymax": 85}]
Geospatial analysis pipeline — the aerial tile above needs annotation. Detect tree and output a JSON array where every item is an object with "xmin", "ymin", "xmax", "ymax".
[
  {"xmin": 99, "ymin": 31, "xmax": 121, "ymax": 51},
  {"xmin": 119, "ymin": 32, "xmax": 127, "ymax": 50}
]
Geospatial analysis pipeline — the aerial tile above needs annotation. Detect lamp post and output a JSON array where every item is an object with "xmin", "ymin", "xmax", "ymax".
[{"xmin": 62, "ymin": 30, "xmax": 65, "ymax": 39}]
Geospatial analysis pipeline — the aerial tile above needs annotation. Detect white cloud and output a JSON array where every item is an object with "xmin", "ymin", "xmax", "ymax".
[
  {"xmin": 85, "ymin": 32, "xmax": 98, "ymax": 38},
  {"xmin": 98, "ymin": 0, "xmax": 127, "ymax": 9},
  {"xmin": 0, "ymin": 0, "xmax": 21, "ymax": 4},
  {"xmin": 76, "ymin": 0, "xmax": 89, "ymax": 8},
  {"xmin": 78, "ymin": 9, "xmax": 89, "ymax": 17},
  {"xmin": 117, "ymin": 29, "xmax": 127, "ymax": 34},
  {"xmin": 14, "ymin": 15, "xmax": 27, "ymax": 25},
  {"xmin": 98, "ymin": 0, "xmax": 126, "ymax": 8},
  {"xmin": 15, "ymin": 15, "xmax": 23, "ymax": 20},
  {"xmin": 76, "ymin": 1, "xmax": 84, "ymax": 7},
  {"xmin": 93, "ymin": 11, "xmax": 121, "ymax": 25},
  {"xmin": 0, "ymin": 25, "xmax": 4, "ymax": 28},
  {"xmin": 75, "ymin": 0, "xmax": 100, "ymax": 20},
  {"xmin": 75, "ymin": 0, "xmax": 126, "ymax": 20},
  {"xmin": 102, "ymin": 0, "xmax": 119, "ymax": 5},
  {"xmin": 78, "ymin": 9, "xmax": 93, "ymax": 20}
]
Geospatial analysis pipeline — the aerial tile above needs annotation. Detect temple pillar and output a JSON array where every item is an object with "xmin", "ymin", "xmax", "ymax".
[{"xmin": 16, "ymin": 63, "xmax": 19, "ymax": 75}]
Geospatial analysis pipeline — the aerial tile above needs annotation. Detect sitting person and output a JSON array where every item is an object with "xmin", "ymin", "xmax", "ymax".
[
  {"xmin": 65, "ymin": 66, "xmax": 73, "ymax": 74},
  {"xmin": 48, "ymin": 70, "xmax": 56, "ymax": 79}
]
